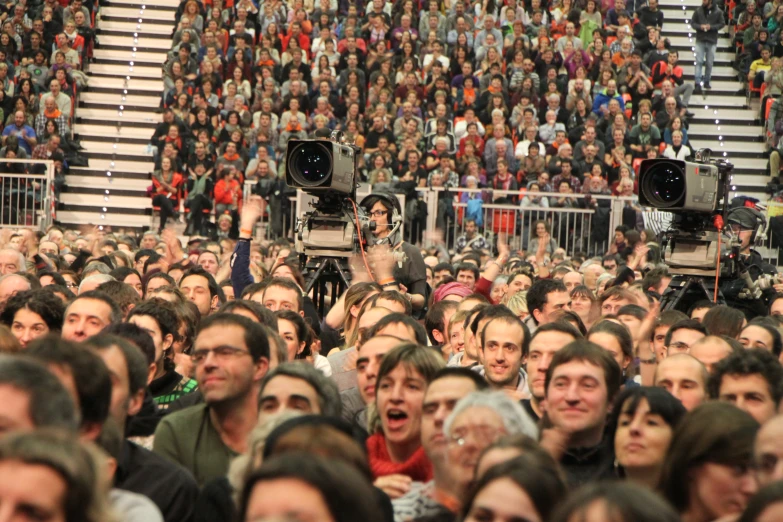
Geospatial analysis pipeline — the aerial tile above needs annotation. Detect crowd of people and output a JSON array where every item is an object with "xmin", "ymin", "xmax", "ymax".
[
  {"xmin": 150, "ymin": 0, "xmax": 702, "ymax": 244},
  {"xmin": 0, "ymin": 186, "xmax": 779, "ymax": 522},
  {"xmin": 0, "ymin": 0, "xmax": 93, "ymax": 217}
]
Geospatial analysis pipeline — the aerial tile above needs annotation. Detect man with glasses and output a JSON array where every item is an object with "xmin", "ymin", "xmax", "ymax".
[{"xmin": 153, "ymin": 313, "xmax": 270, "ymax": 485}]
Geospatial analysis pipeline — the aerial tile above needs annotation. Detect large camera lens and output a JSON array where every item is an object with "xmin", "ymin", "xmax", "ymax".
[
  {"xmin": 641, "ymin": 161, "xmax": 685, "ymax": 208},
  {"xmin": 289, "ymin": 142, "xmax": 332, "ymax": 187}
]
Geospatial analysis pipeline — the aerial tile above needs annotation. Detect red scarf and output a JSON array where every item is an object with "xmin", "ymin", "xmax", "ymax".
[{"xmin": 366, "ymin": 433, "xmax": 433, "ymax": 482}]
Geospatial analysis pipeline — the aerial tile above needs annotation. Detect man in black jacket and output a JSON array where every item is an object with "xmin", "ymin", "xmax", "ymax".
[{"xmin": 691, "ymin": 0, "xmax": 725, "ymax": 92}]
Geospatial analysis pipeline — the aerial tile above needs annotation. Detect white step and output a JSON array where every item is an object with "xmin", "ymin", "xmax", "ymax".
[
  {"xmin": 678, "ymin": 51, "xmax": 736, "ymax": 63},
  {"xmin": 679, "ymin": 92, "xmax": 748, "ymax": 107},
  {"xmin": 81, "ymin": 141, "xmax": 153, "ymax": 156},
  {"xmin": 89, "ymin": 63, "xmax": 162, "ymax": 79},
  {"xmin": 732, "ymin": 174, "xmax": 773, "ymax": 186},
  {"xmin": 692, "ymin": 140, "xmax": 766, "ymax": 153},
  {"xmin": 57, "ymin": 209, "xmax": 152, "ymax": 227},
  {"xmin": 100, "ymin": 6, "xmax": 175, "ymax": 21},
  {"xmin": 78, "ymin": 107, "xmax": 161, "ymax": 125},
  {"xmin": 669, "ymin": 35, "xmax": 731, "ymax": 49},
  {"xmin": 106, "ymin": 0, "xmax": 179, "ymax": 7},
  {"xmin": 689, "ymin": 123, "xmax": 761, "ymax": 136},
  {"xmin": 93, "ymin": 49, "xmax": 166, "ymax": 64},
  {"xmin": 74, "ymin": 124, "xmax": 154, "ymax": 139},
  {"xmin": 99, "ymin": 20, "xmax": 172, "ymax": 34},
  {"xmin": 65, "ymin": 175, "xmax": 150, "ymax": 191},
  {"xmin": 728, "ymin": 157, "xmax": 769, "ymax": 171},
  {"xmin": 689, "ymin": 107, "xmax": 757, "ymax": 120},
  {"xmin": 96, "ymin": 35, "xmax": 171, "ymax": 51},
  {"xmin": 72, "ymin": 159, "xmax": 154, "ymax": 173},
  {"xmin": 80, "ymin": 92, "xmax": 161, "ymax": 107},
  {"xmin": 87, "ymin": 75, "xmax": 165, "ymax": 92},
  {"xmin": 60, "ymin": 193, "xmax": 152, "ymax": 208}
]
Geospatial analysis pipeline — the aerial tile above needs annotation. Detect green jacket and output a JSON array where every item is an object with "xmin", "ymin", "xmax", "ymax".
[{"xmin": 152, "ymin": 404, "xmax": 238, "ymax": 486}]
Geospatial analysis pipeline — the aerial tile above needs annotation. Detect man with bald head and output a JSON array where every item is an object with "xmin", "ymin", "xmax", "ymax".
[
  {"xmin": 755, "ymin": 415, "xmax": 783, "ymax": 486},
  {"xmin": 654, "ymin": 353, "xmax": 708, "ymax": 410},
  {"xmin": 0, "ymin": 248, "xmax": 25, "ymax": 275},
  {"xmin": 562, "ymin": 271, "xmax": 583, "ymax": 292},
  {"xmin": 580, "ymin": 261, "xmax": 605, "ymax": 292},
  {"xmin": 689, "ymin": 335, "xmax": 735, "ymax": 373},
  {"xmin": 0, "ymin": 273, "xmax": 30, "ymax": 310}
]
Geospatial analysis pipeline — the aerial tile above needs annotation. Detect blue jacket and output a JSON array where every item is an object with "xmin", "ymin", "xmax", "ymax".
[{"xmin": 592, "ymin": 89, "xmax": 625, "ymax": 115}]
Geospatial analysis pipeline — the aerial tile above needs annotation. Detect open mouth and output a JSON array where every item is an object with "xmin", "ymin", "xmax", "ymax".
[{"xmin": 386, "ymin": 409, "xmax": 409, "ymax": 429}]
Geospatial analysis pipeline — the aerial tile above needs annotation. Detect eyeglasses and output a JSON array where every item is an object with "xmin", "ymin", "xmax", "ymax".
[
  {"xmin": 369, "ymin": 210, "xmax": 388, "ymax": 218},
  {"xmin": 448, "ymin": 425, "xmax": 504, "ymax": 447},
  {"xmin": 191, "ymin": 345, "xmax": 252, "ymax": 364},
  {"xmin": 667, "ymin": 342, "xmax": 690, "ymax": 352}
]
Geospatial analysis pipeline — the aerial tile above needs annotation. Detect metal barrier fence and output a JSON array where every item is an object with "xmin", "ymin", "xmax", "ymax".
[
  {"xmin": 243, "ymin": 180, "xmax": 649, "ymax": 258},
  {"xmin": 0, "ymin": 159, "xmax": 55, "ymax": 231}
]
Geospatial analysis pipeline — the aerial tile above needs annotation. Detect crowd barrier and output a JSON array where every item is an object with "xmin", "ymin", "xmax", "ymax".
[
  {"xmin": 242, "ymin": 181, "xmax": 652, "ymax": 257},
  {"xmin": 0, "ymin": 159, "xmax": 55, "ymax": 231}
]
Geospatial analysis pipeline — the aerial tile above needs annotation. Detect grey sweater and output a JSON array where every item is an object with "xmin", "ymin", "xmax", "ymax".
[{"xmin": 690, "ymin": 5, "xmax": 725, "ymax": 45}]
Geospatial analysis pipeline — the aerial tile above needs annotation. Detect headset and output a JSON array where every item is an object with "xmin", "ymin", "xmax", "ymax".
[
  {"xmin": 726, "ymin": 204, "xmax": 768, "ymax": 247},
  {"xmin": 359, "ymin": 192, "xmax": 403, "ymax": 247}
]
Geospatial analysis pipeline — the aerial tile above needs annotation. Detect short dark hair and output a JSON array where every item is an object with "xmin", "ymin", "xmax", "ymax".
[
  {"xmin": 365, "ymin": 312, "xmax": 428, "ymax": 345},
  {"xmin": 545, "ymin": 340, "xmax": 623, "ymax": 401},
  {"xmin": 455, "ymin": 262, "xmax": 479, "ymax": 281},
  {"xmin": 377, "ymin": 343, "xmax": 445, "ymax": 390},
  {"xmin": 101, "ymin": 322, "xmax": 156, "ymax": 366},
  {"xmin": 743, "ymin": 317, "xmax": 783, "ymax": 357},
  {"xmin": 526, "ymin": 279, "xmax": 567, "ymax": 324},
  {"xmin": 87, "ymin": 334, "xmax": 150, "ymax": 396},
  {"xmin": 433, "ymin": 262, "xmax": 454, "ymax": 276},
  {"xmin": 262, "ymin": 277, "xmax": 304, "ymax": 312},
  {"xmin": 708, "ymin": 348, "xmax": 783, "ymax": 406},
  {"xmin": 259, "ymin": 362, "xmax": 341, "ymax": 417},
  {"xmin": 127, "ymin": 298, "xmax": 180, "ymax": 341},
  {"xmin": 368, "ymin": 290, "xmax": 413, "ymax": 315},
  {"xmin": 67, "ymin": 290, "xmax": 122, "ymax": 325},
  {"xmin": 179, "ymin": 267, "xmax": 226, "ymax": 304},
  {"xmin": 470, "ymin": 304, "xmax": 516, "ymax": 336},
  {"xmin": 430, "ymin": 366, "xmax": 489, "ymax": 390},
  {"xmin": 616, "ymin": 304, "xmax": 646, "ymax": 321},
  {"xmin": 664, "ymin": 319, "xmax": 708, "ymax": 347},
  {"xmin": 0, "ymin": 289, "xmax": 65, "ymax": 332},
  {"xmin": 24, "ymin": 335, "xmax": 112, "ymax": 429},
  {"xmin": 688, "ymin": 299, "xmax": 716, "ymax": 316},
  {"xmin": 0, "ymin": 355, "xmax": 78, "ymax": 431},
  {"xmin": 531, "ymin": 321, "xmax": 583, "ymax": 342},
  {"xmin": 96, "ymin": 280, "xmax": 141, "ymax": 317},
  {"xmin": 198, "ymin": 313, "xmax": 270, "ymax": 362},
  {"xmin": 38, "ymin": 270, "xmax": 66, "ymax": 286},
  {"xmin": 588, "ymin": 319, "xmax": 633, "ymax": 360},
  {"xmin": 425, "ymin": 300, "xmax": 459, "ymax": 344},
  {"xmin": 218, "ymin": 300, "xmax": 277, "ymax": 328},
  {"xmin": 481, "ymin": 315, "xmax": 531, "ymax": 357}
]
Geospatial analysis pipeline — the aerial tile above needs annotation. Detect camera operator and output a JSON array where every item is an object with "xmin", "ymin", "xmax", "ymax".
[
  {"xmin": 721, "ymin": 203, "xmax": 778, "ymax": 319},
  {"xmin": 362, "ymin": 193, "xmax": 428, "ymax": 316}
]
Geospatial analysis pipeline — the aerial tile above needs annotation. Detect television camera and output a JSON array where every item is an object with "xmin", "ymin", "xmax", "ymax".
[
  {"xmin": 285, "ymin": 132, "xmax": 402, "ymax": 312},
  {"xmin": 638, "ymin": 149, "xmax": 768, "ymax": 313}
]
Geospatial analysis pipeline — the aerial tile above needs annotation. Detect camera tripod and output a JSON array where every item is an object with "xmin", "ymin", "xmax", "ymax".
[
  {"xmin": 660, "ymin": 275, "xmax": 725, "ymax": 314},
  {"xmin": 300, "ymin": 255, "xmax": 352, "ymax": 316}
]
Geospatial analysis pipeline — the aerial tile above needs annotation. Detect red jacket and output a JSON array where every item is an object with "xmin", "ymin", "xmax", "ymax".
[{"xmin": 214, "ymin": 178, "xmax": 243, "ymax": 209}]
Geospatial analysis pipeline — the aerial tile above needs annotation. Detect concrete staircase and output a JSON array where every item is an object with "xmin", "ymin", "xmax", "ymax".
[
  {"xmin": 660, "ymin": 0, "xmax": 768, "ymax": 200},
  {"xmin": 57, "ymin": 0, "xmax": 177, "ymax": 230}
]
